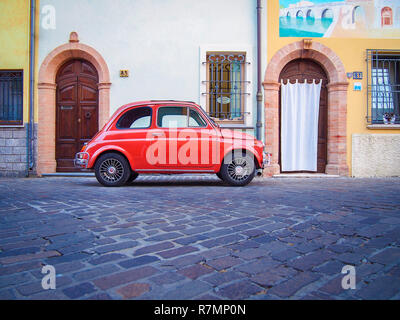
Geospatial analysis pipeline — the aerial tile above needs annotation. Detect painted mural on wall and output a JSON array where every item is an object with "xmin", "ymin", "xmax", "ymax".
[{"xmin": 279, "ymin": 0, "xmax": 400, "ymax": 38}]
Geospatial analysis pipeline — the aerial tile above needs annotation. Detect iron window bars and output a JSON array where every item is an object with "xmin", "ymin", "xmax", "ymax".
[
  {"xmin": 0, "ymin": 70, "xmax": 23, "ymax": 125},
  {"xmin": 367, "ymin": 49, "xmax": 400, "ymax": 124},
  {"xmin": 202, "ymin": 53, "xmax": 250, "ymax": 121}
]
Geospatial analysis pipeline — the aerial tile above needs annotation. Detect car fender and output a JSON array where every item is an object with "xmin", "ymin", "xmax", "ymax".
[
  {"xmin": 88, "ymin": 145, "xmax": 135, "ymax": 170},
  {"xmin": 219, "ymin": 144, "xmax": 263, "ymax": 170}
]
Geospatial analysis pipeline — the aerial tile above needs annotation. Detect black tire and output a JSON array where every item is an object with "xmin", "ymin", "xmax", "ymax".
[
  {"xmin": 220, "ymin": 151, "xmax": 256, "ymax": 186},
  {"xmin": 216, "ymin": 172, "xmax": 223, "ymax": 180},
  {"xmin": 125, "ymin": 172, "xmax": 139, "ymax": 185},
  {"xmin": 94, "ymin": 153, "xmax": 131, "ymax": 187}
]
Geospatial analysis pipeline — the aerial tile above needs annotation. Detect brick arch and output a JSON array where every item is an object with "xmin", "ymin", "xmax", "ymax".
[
  {"xmin": 263, "ymin": 40, "xmax": 349, "ymax": 176},
  {"xmin": 37, "ymin": 33, "xmax": 111, "ymax": 175}
]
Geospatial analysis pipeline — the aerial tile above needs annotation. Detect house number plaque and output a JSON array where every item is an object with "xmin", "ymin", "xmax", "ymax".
[{"xmin": 120, "ymin": 70, "xmax": 129, "ymax": 77}]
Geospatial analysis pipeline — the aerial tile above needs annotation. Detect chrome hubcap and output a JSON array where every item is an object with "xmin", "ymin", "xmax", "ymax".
[
  {"xmin": 235, "ymin": 166, "xmax": 244, "ymax": 175},
  {"xmin": 227, "ymin": 157, "xmax": 253, "ymax": 181},
  {"xmin": 100, "ymin": 159, "xmax": 124, "ymax": 183}
]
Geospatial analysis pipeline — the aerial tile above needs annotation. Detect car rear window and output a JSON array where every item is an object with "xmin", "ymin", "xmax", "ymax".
[{"xmin": 116, "ymin": 107, "xmax": 152, "ymax": 129}]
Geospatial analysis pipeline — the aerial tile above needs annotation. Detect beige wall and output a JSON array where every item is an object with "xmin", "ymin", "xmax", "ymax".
[{"xmin": 352, "ymin": 134, "xmax": 400, "ymax": 177}]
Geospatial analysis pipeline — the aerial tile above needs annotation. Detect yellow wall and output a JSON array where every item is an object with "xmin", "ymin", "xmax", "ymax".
[
  {"xmin": 34, "ymin": 0, "xmax": 39, "ymax": 123},
  {"xmin": 0, "ymin": 0, "xmax": 31, "ymax": 124},
  {"xmin": 267, "ymin": 1, "xmax": 400, "ymax": 175}
]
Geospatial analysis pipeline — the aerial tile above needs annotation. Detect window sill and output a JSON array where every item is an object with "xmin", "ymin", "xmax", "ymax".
[
  {"xmin": 367, "ymin": 124, "xmax": 400, "ymax": 130},
  {"xmin": 0, "ymin": 124, "xmax": 24, "ymax": 128}
]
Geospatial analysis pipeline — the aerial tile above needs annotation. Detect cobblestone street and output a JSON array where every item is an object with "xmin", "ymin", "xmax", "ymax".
[{"xmin": 0, "ymin": 175, "xmax": 400, "ymax": 300}]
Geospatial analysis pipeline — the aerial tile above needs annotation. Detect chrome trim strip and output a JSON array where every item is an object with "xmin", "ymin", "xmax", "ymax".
[{"xmin": 135, "ymin": 169, "xmax": 215, "ymax": 172}]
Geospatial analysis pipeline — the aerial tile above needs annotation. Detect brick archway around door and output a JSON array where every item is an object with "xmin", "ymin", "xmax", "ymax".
[
  {"xmin": 263, "ymin": 40, "xmax": 349, "ymax": 177},
  {"xmin": 37, "ymin": 32, "xmax": 111, "ymax": 175}
]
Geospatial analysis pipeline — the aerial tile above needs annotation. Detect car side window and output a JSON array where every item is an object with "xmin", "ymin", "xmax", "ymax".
[
  {"xmin": 157, "ymin": 106, "xmax": 207, "ymax": 128},
  {"xmin": 116, "ymin": 107, "xmax": 152, "ymax": 129},
  {"xmin": 189, "ymin": 108, "xmax": 207, "ymax": 127},
  {"xmin": 157, "ymin": 107, "xmax": 187, "ymax": 128}
]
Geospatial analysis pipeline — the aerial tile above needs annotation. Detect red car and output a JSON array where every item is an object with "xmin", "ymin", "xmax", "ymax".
[{"xmin": 75, "ymin": 100, "xmax": 266, "ymax": 186}]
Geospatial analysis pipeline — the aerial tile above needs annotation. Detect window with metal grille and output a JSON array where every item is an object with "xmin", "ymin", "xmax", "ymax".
[
  {"xmin": 367, "ymin": 50, "xmax": 400, "ymax": 124},
  {"xmin": 204, "ymin": 53, "xmax": 249, "ymax": 122},
  {"xmin": 0, "ymin": 70, "xmax": 23, "ymax": 125}
]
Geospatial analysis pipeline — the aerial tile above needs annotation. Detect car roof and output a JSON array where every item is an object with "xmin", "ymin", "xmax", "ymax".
[
  {"xmin": 104, "ymin": 100, "xmax": 204, "ymax": 131},
  {"xmin": 114, "ymin": 100, "xmax": 199, "ymax": 114}
]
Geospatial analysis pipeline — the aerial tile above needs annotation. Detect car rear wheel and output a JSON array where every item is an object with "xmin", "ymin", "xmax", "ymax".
[
  {"xmin": 216, "ymin": 172, "xmax": 223, "ymax": 180},
  {"xmin": 95, "ymin": 153, "xmax": 131, "ymax": 187},
  {"xmin": 220, "ymin": 152, "xmax": 255, "ymax": 186}
]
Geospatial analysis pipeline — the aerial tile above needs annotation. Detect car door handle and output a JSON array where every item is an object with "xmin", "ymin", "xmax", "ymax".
[{"xmin": 152, "ymin": 132, "xmax": 163, "ymax": 136}]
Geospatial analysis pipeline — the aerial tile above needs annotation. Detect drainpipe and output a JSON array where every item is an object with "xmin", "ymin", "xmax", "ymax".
[
  {"xmin": 27, "ymin": 0, "xmax": 36, "ymax": 176},
  {"xmin": 256, "ymin": 0, "xmax": 263, "ymax": 141}
]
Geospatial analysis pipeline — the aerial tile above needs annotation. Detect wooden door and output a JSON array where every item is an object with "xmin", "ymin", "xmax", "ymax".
[
  {"xmin": 56, "ymin": 59, "xmax": 99, "ymax": 172},
  {"xmin": 279, "ymin": 59, "xmax": 328, "ymax": 173}
]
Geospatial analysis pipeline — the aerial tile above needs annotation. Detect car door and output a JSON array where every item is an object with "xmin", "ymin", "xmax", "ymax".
[
  {"xmin": 106, "ymin": 105, "xmax": 156, "ymax": 170},
  {"xmin": 153, "ymin": 105, "xmax": 218, "ymax": 170}
]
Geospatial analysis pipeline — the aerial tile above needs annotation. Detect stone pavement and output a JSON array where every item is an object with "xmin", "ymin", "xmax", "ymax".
[{"xmin": 0, "ymin": 175, "xmax": 400, "ymax": 300}]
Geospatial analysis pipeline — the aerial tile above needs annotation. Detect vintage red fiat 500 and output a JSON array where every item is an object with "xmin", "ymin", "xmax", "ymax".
[{"xmin": 75, "ymin": 101, "xmax": 266, "ymax": 186}]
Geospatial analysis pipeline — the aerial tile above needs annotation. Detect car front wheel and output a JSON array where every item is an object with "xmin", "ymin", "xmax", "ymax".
[
  {"xmin": 95, "ymin": 153, "xmax": 131, "ymax": 187},
  {"xmin": 220, "ymin": 152, "xmax": 255, "ymax": 186}
]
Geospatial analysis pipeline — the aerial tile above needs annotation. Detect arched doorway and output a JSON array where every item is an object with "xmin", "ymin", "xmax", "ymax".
[
  {"xmin": 263, "ymin": 40, "xmax": 349, "ymax": 177},
  {"xmin": 55, "ymin": 59, "xmax": 99, "ymax": 172},
  {"xmin": 279, "ymin": 59, "xmax": 328, "ymax": 173},
  {"xmin": 37, "ymin": 32, "xmax": 111, "ymax": 175}
]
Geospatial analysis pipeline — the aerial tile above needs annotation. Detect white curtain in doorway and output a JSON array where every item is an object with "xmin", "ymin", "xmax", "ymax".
[{"xmin": 281, "ymin": 79, "xmax": 322, "ymax": 172}]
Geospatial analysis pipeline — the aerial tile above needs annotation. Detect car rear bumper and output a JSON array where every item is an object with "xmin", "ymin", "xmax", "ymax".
[
  {"xmin": 74, "ymin": 152, "xmax": 90, "ymax": 168},
  {"xmin": 262, "ymin": 152, "xmax": 271, "ymax": 168}
]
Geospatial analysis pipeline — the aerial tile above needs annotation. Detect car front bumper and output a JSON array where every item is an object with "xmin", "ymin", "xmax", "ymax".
[{"xmin": 74, "ymin": 152, "xmax": 90, "ymax": 168}]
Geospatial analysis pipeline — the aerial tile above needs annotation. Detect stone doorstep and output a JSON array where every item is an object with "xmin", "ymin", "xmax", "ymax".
[
  {"xmin": 273, "ymin": 173, "xmax": 340, "ymax": 178},
  {"xmin": 41, "ymin": 172, "xmax": 95, "ymax": 177}
]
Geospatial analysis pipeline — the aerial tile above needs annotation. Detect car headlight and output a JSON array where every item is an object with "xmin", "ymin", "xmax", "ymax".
[{"xmin": 80, "ymin": 143, "xmax": 88, "ymax": 152}]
